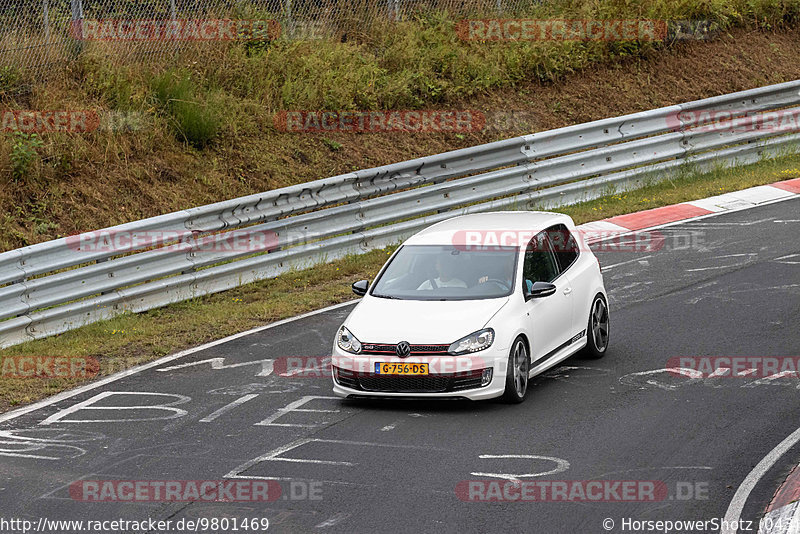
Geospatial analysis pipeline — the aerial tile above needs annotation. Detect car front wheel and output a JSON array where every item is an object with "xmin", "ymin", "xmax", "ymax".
[{"xmin": 502, "ymin": 337, "xmax": 529, "ymax": 403}]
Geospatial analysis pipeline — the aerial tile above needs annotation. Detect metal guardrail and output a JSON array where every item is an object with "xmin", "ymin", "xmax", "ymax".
[{"xmin": 2, "ymin": 79, "xmax": 800, "ymax": 347}]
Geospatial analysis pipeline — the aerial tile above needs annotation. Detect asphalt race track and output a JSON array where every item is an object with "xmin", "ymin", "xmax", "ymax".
[{"xmin": 0, "ymin": 197, "xmax": 799, "ymax": 534}]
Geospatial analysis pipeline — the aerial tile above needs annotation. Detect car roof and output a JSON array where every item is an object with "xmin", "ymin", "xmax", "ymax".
[{"xmin": 404, "ymin": 211, "xmax": 574, "ymax": 246}]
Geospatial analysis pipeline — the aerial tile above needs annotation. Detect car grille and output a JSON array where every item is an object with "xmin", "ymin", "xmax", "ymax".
[
  {"xmin": 359, "ymin": 375, "xmax": 450, "ymax": 392},
  {"xmin": 451, "ymin": 372, "xmax": 485, "ymax": 391},
  {"xmin": 360, "ymin": 343, "xmax": 450, "ymax": 355},
  {"xmin": 335, "ymin": 368, "xmax": 485, "ymax": 393}
]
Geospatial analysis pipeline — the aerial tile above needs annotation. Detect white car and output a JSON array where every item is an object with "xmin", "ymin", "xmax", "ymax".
[{"xmin": 331, "ymin": 211, "xmax": 609, "ymax": 403}]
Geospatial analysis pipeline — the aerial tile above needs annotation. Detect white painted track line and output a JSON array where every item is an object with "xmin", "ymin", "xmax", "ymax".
[{"xmin": 722, "ymin": 426, "xmax": 800, "ymax": 534}]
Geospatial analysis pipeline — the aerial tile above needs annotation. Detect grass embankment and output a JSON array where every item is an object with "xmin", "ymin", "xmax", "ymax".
[
  {"xmin": 1, "ymin": 153, "xmax": 798, "ymax": 412},
  {"xmin": 1, "ymin": 1, "xmax": 800, "ymax": 249}
]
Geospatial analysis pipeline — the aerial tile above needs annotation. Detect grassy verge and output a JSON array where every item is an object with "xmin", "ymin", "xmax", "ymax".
[{"xmin": 1, "ymin": 152, "xmax": 799, "ymax": 412}]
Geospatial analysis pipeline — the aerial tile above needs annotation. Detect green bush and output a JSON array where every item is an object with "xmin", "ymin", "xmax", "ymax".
[
  {"xmin": 9, "ymin": 132, "xmax": 44, "ymax": 182},
  {"xmin": 0, "ymin": 66, "xmax": 21, "ymax": 95},
  {"xmin": 151, "ymin": 70, "xmax": 220, "ymax": 149}
]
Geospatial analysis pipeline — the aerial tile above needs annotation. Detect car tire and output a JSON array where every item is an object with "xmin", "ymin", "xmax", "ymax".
[
  {"xmin": 581, "ymin": 293, "xmax": 609, "ymax": 359},
  {"xmin": 502, "ymin": 337, "xmax": 530, "ymax": 404}
]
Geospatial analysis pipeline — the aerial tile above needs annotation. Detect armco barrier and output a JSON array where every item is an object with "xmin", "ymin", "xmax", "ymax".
[{"xmin": 1, "ymin": 80, "xmax": 799, "ymax": 346}]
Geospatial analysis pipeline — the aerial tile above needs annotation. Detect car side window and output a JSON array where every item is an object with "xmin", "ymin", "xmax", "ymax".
[
  {"xmin": 522, "ymin": 231, "xmax": 559, "ymax": 287},
  {"xmin": 547, "ymin": 224, "xmax": 579, "ymax": 273}
]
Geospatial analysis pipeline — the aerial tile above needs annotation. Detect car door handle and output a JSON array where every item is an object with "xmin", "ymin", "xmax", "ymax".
[{"xmin": 563, "ymin": 287, "xmax": 573, "ymax": 295}]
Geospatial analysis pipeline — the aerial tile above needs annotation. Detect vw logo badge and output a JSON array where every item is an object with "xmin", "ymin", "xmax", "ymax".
[{"xmin": 396, "ymin": 341, "xmax": 411, "ymax": 358}]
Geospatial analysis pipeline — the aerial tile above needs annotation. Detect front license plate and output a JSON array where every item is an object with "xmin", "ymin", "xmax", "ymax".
[{"xmin": 374, "ymin": 362, "xmax": 429, "ymax": 375}]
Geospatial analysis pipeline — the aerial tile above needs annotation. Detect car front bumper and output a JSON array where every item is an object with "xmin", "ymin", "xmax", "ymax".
[{"xmin": 330, "ymin": 344, "xmax": 510, "ymax": 401}]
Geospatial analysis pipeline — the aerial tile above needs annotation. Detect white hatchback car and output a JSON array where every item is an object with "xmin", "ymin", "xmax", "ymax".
[{"xmin": 331, "ymin": 211, "xmax": 609, "ymax": 403}]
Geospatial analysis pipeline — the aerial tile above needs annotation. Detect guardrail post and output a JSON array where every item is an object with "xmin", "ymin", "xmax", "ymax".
[{"xmin": 42, "ymin": 0, "xmax": 51, "ymax": 44}]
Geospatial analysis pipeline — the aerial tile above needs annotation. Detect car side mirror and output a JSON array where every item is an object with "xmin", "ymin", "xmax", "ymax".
[
  {"xmin": 524, "ymin": 281, "xmax": 557, "ymax": 300},
  {"xmin": 352, "ymin": 279, "xmax": 369, "ymax": 296}
]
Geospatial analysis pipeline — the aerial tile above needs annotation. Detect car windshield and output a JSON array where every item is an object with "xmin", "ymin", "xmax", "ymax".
[{"xmin": 370, "ymin": 245, "xmax": 518, "ymax": 300}]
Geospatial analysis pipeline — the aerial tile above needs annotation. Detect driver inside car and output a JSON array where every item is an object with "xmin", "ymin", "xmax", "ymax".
[{"xmin": 417, "ymin": 255, "xmax": 467, "ymax": 290}]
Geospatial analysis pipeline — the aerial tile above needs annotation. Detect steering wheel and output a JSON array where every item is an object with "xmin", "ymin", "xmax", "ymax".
[{"xmin": 482, "ymin": 278, "xmax": 511, "ymax": 291}]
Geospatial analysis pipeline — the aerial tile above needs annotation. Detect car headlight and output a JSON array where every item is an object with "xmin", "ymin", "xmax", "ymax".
[
  {"xmin": 336, "ymin": 325, "xmax": 362, "ymax": 354},
  {"xmin": 448, "ymin": 328, "xmax": 494, "ymax": 355}
]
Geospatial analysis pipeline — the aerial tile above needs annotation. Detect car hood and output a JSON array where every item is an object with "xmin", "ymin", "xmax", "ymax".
[{"xmin": 344, "ymin": 296, "xmax": 509, "ymax": 345}]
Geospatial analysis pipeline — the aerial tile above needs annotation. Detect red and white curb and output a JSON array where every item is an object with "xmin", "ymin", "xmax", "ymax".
[
  {"xmin": 760, "ymin": 463, "xmax": 800, "ymax": 534},
  {"xmin": 575, "ymin": 177, "xmax": 800, "ymax": 238}
]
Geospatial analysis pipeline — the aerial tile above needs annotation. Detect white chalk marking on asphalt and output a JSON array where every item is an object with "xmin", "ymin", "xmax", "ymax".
[
  {"xmin": 0, "ymin": 452, "xmax": 61, "ymax": 460},
  {"xmin": 743, "ymin": 371, "xmax": 800, "ymax": 388},
  {"xmin": 280, "ymin": 357, "xmax": 331, "ymax": 377},
  {"xmin": 600, "ymin": 255, "xmax": 655, "ymax": 272},
  {"xmin": 199, "ymin": 394, "xmax": 259, "ymax": 423},
  {"xmin": 0, "ymin": 429, "xmax": 105, "ymax": 443},
  {"xmin": 0, "ymin": 439, "xmax": 86, "ymax": 460},
  {"xmin": 224, "ymin": 438, "xmax": 351, "ymax": 480},
  {"xmin": 39, "ymin": 392, "xmax": 191, "ymax": 426},
  {"xmin": 255, "ymin": 396, "xmax": 340, "ymax": 427},
  {"xmin": 315, "ymin": 513, "xmax": 350, "ymax": 529},
  {"xmin": 0, "ymin": 299, "xmax": 357, "ymax": 425},
  {"xmin": 472, "ymin": 454, "xmax": 570, "ymax": 483},
  {"xmin": 37, "ymin": 472, "xmax": 106, "ymax": 500},
  {"xmin": 158, "ymin": 357, "xmax": 275, "ymax": 377},
  {"xmin": 703, "ymin": 367, "xmax": 758, "ymax": 380},
  {"xmin": 775, "ymin": 253, "xmax": 800, "ymax": 265},
  {"xmin": 380, "ymin": 420, "xmax": 400, "ymax": 432},
  {"xmin": 226, "ymin": 438, "xmax": 441, "ymax": 479},
  {"xmin": 722, "ymin": 426, "xmax": 800, "ymax": 534},
  {"xmin": 618, "ymin": 367, "xmax": 703, "ymax": 391},
  {"xmin": 685, "ymin": 253, "xmax": 758, "ymax": 272},
  {"xmin": 613, "ymin": 281, "xmax": 652, "ymax": 292}
]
